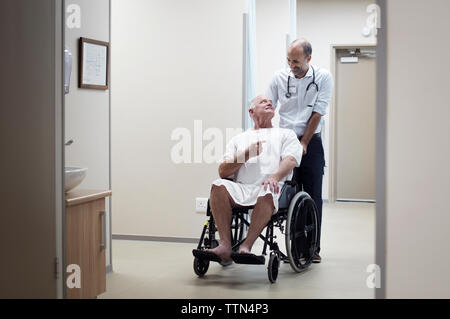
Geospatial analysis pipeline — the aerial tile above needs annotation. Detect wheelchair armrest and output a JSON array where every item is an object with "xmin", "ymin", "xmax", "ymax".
[
  {"xmin": 284, "ymin": 180, "xmax": 298, "ymax": 187},
  {"xmin": 278, "ymin": 181, "xmax": 299, "ymax": 211}
]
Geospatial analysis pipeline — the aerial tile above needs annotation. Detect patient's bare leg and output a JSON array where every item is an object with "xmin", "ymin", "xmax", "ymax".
[
  {"xmin": 206, "ymin": 185, "xmax": 233, "ymax": 261},
  {"xmin": 239, "ymin": 194, "xmax": 274, "ymax": 254}
]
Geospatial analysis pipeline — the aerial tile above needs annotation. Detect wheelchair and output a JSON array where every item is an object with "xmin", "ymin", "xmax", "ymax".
[{"xmin": 192, "ymin": 180, "xmax": 319, "ymax": 283}]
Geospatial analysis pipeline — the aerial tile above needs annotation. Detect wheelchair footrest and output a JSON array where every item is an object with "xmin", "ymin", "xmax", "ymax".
[
  {"xmin": 231, "ymin": 252, "xmax": 265, "ymax": 265},
  {"xmin": 192, "ymin": 249, "xmax": 222, "ymax": 262},
  {"xmin": 192, "ymin": 249, "xmax": 233, "ymax": 266}
]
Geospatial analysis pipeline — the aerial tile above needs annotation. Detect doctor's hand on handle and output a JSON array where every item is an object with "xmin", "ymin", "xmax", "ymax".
[
  {"xmin": 300, "ymin": 111, "xmax": 322, "ymax": 155},
  {"xmin": 300, "ymin": 140, "xmax": 308, "ymax": 155}
]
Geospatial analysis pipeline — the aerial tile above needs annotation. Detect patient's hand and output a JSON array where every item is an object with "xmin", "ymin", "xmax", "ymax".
[
  {"xmin": 261, "ymin": 175, "xmax": 280, "ymax": 194},
  {"xmin": 246, "ymin": 141, "xmax": 265, "ymax": 159}
]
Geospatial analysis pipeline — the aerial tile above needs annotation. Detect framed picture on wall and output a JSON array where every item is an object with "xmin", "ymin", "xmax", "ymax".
[{"xmin": 79, "ymin": 37, "xmax": 110, "ymax": 90}]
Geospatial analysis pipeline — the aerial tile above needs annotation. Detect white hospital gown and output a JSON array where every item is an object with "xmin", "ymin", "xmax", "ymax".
[{"xmin": 212, "ymin": 128, "xmax": 302, "ymax": 213}]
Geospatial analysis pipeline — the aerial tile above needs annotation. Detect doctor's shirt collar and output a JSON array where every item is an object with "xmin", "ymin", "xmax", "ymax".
[{"xmin": 288, "ymin": 65, "xmax": 314, "ymax": 79}]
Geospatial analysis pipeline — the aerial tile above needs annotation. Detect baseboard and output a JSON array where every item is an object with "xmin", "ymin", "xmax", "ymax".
[
  {"xmin": 106, "ymin": 264, "xmax": 113, "ymax": 274},
  {"xmin": 336, "ymin": 199, "xmax": 376, "ymax": 203},
  {"xmin": 112, "ymin": 234, "xmax": 198, "ymax": 244}
]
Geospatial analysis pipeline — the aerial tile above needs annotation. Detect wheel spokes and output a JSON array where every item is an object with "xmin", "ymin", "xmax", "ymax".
[
  {"xmin": 304, "ymin": 223, "xmax": 315, "ymax": 232},
  {"xmin": 293, "ymin": 223, "xmax": 315, "ymax": 239},
  {"xmin": 294, "ymin": 230, "xmax": 305, "ymax": 239}
]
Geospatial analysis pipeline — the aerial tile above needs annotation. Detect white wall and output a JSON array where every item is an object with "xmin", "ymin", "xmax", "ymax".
[
  {"xmin": 64, "ymin": 0, "xmax": 112, "ymax": 268},
  {"xmin": 255, "ymin": 0, "xmax": 290, "ymax": 128},
  {"xmin": 384, "ymin": 0, "xmax": 450, "ymax": 298},
  {"xmin": 111, "ymin": 0, "xmax": 246, "ymax": 238},
  {"xmin": 297, "ymin": 0, "xmax": 376, "ymax": 199},
  {"xmin": 255, "ymin": 0, "xmax": 290, "ymax": 94}
]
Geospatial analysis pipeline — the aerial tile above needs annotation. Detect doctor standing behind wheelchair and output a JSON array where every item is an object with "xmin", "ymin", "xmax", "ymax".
[{"xmin": 266, "ymin": 38, "xmax": 334, "ymax": 263}]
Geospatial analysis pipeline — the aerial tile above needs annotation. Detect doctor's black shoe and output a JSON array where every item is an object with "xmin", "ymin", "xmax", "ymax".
[{"xmin": 312, "ymin": 253, "xmax": 322, "ymax": 263}]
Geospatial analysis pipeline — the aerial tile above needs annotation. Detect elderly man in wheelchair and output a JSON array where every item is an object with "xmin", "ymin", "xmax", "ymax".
[{"xmin": 193, "ymin": 95, "xmax": 319, "ymax": 283}]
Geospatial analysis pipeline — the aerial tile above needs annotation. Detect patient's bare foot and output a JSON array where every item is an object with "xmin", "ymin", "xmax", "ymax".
[
  {"xmin": 206, "ymin": 243, "xmax": 232, "ymax": 261},
  {"xmin": 238, "ymin": 245, "xmax": 252, "ymax": 254}
]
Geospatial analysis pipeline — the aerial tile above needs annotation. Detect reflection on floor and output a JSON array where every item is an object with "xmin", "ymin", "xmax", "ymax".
[{"xmin": 100, "ymin": 202, "xmax": 375, "ymax": 299}]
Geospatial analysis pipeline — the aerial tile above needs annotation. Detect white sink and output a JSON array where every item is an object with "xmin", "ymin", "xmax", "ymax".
[{"xmin": 65, "ymin": 167, "xmax": 88, "ymax": 192}]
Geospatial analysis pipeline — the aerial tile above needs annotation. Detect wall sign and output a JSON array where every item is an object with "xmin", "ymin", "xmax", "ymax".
[{"xmin": 79, "ymin": 37, "xmax": 110, "ymax": 90}]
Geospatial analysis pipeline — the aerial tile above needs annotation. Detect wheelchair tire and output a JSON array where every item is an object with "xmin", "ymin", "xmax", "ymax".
[
  {"xmin": 268, "ymin": 252, "xmax": 280, "ymax": 283},
  {"xmin": 285, "ymin": 192, "xmax": 318, "ymax": 273},
  {"xmin": 193, "ymin": 257, "xmax": 209, "ymax": 277}
]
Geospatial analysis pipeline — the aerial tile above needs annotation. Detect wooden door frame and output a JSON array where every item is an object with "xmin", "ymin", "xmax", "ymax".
[{"xmin": 328, "ymin": 44, "xmax": 377, "ymax": 204}]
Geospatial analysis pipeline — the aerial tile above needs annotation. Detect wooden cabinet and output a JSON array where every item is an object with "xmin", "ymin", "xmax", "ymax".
[{"xmin": 65, "ymin": 189, "xmax": 111, "ymax": 299}]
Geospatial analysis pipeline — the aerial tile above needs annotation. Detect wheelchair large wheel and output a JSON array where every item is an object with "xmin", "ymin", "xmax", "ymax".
[{"xmin": 285, "ymin": 192, "xmax": 318, "ymax": 273}]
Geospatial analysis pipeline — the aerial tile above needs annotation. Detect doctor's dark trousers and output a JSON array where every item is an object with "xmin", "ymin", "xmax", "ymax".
[{"xmin": 293, "ymin": 133, "xmax": 325, "ymax": 254}]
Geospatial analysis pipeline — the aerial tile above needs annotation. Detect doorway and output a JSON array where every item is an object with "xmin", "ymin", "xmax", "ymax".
[{"xmin": 331, "ymin": 46, "xmax": 377, "ymax": 202}]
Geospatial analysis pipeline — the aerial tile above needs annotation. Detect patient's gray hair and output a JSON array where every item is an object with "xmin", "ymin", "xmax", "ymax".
[{"xmin": 249, "ymin": 95, "xmax": 262, "ymax": 110}]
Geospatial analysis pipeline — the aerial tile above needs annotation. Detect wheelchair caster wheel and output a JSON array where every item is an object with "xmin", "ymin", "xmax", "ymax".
[
  {"xmin": 193, "ymin": 257, "xmax": 209, "ymax": 277},
  {"xmin": 268, "ymin": 253, "xmax": 280, "ymax": 283}
]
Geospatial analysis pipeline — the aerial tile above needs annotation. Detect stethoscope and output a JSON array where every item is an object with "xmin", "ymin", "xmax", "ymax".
[{"xmin": 285, "ymin": 66, "xmax": 318, "ymax": 98}]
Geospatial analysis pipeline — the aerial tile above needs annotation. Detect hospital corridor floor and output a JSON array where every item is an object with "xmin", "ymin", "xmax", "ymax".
[{"xmin": 100, "ymin": 202, "xmax": 375, "ymax": 299}]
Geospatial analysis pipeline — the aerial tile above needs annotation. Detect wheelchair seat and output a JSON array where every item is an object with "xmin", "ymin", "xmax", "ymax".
[{"xmin": 207, "ymin": 179, "xmax": 299, "ymax": 217}]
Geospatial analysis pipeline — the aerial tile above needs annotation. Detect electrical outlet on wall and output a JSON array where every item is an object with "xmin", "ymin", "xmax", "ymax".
[{"xmin": 195, "ymin": 198, "xmax": 208, "ymax": 213}]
